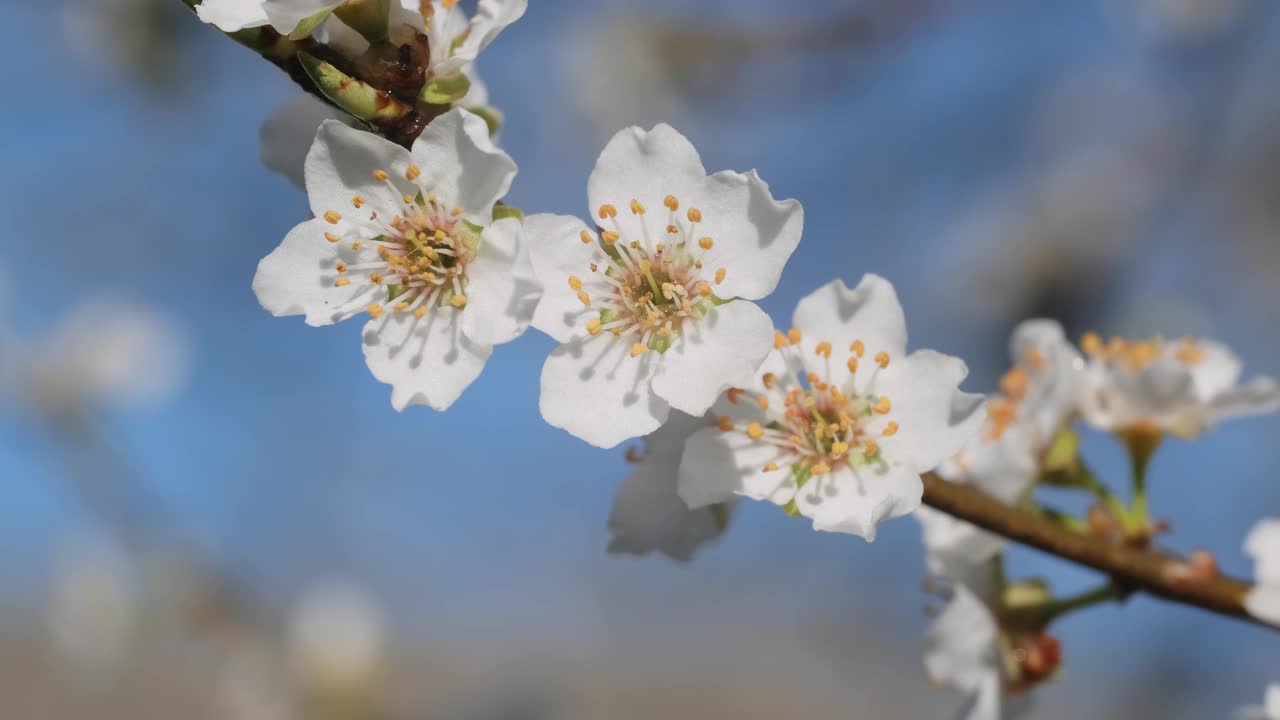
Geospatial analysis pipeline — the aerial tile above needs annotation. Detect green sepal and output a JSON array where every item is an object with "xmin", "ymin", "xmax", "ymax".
[
  {"xmin": 288, "ymin": 6, "xmax": 339, "ymax": 40},
  {"xmin": 333, "ymin": 0, "xmax": 391, "ymax": 43},
  {"xmin": 419, "ymin": 72, "xmax": 472, "ymax": 106},
  {"xmin": 781, "ymin": 499, "xmax": 801, "ymax": 517},
  {"xmin": 387, "ymin": 285, "xmax": 407, "ymax": 302},
  {"xmin": 1042, "ymin": 427, "xmax": 1079, "ymax": 474},
  {"xmin": 709, "ymin": 503, "xmax": 733, "ymax": 534},
  {"xmin": 464, "ymin": 105, "xmax": 504, "ymax": 135},
  {"xmin": 791, "ymin": 465, "xmax": 812, "ymax": 490},
  {"xmin": 492, "ymin": 204, "xmax": 524, "ymax": 222},
  {"xmin": 298, "ymin": 52, "xmax": 409, "ymax": 122},
  {"xmin": 648, "ymin": 335, "xmax": 673, "ymax": 354},
  {"xmin": 228, "ymin": 26, "xmax": 298, "ymax": 62}
]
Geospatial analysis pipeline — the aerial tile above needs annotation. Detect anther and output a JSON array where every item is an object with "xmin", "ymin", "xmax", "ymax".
[
  {"xmin": 727, "ymin": 388, "xmax": 743, "ymax": 404},
  {"xmin": 746, "ymin": 423, "xmax": 764, "ymax": 440},
  {"xmin": 762, "ymin": 372, "xmax": 777, "ymax": 389},
  {"xmin": 787, "ymin": 327, "xmax": 802, "ymax": 345},
  {"xmin": 815, "ymin": 341, "xmax": 832, "ymax": 359},
  {"xmin": 405, "ymin": 164, "xmax": 421, "ymax": 181},
  {"xmin": 414, "ymin": 306, "xmax": 429, "ymax": 319},
  {"xmin": 325, "ymin": 232, "xmax": 341, "ymax": 243},
  {"xmin": 602, "ymin": 231, "xmax": 620, "ymax": 244},
  {"xmin": 352, "ymin": 195, "xmax": 365, "ymax": 208},
  {"xmin": 372, "ymin": 169, "xmax": 389, "ymax": 182},
  {"xmin": 599, "ymin": 204, "xmax": 618, "ymax": 219},
  {"xmin": 450, "ymin": 294, "xmax": 467, "ymax": 309},
  {"xmin": 687, "ymin": 208, "xmax": 702, "ymax": 223},
  {"xmin": 847, "ymin": 357, "xmax": 859, "ymax": 374},
  {"xmin": 811, "ymin": 463, "xmax": 831, "ymax": 476},
  {"xmin": 874, "ymin": 397, "xmax": 891, "ymax": 414},
  {"xmin": 367, "ymin": 303, "xmax": 384, "ymax": 318},
  {"xmin": 882, "ymin": 421, "xmax": 899, "ymax": 436},
  {"xmin": 774, "ymin": 332, "xmax": 789, "ymax": 349},
  {"xmin": 699, "ymin": 237, "xmax": 714, "ymax": 250},
  {"xmin": 580, "ymin": 230, "xmax": 593, "ymax": 245},
  {"xmin": 717, "ymin": 416, "xmax": 734, "ymax": 432},
  {"xmin": 763, "ymin": 462, "xmax": 779, "ymax": 472},
  {"xmin": 1081, "ymin": 332, "xmax": 1103, "ymax": 355},
  {"xmin": 586, "ymin": 317, "xmax": 602, "ymax": 335},
  {"xmin": 850, "ymin": 340, "xmax": 865, "ymax": 357},
  {"xmin": 875, "ymin": 351, "xmax": 890, "ymax": 369},
  {"xmin": 664, "ymin": 195, "xmax": 679, "ymax": 211},
  {"xmin": 715, "ymin": 267, "xmax": 726, "ymax": 285},
  {"xmin": 334, "ymin": 277, "xmax": 350, "ymax": 287},
  {"xmin": 757, "ymin": 396, "xmax": 769, "ymax": 410},
  {"xmin": 324, "ymin": 210, "xmax": 342, "ymax": 224},
  {"xmin": 630, "ymin": 199, "xmax": 645, "ymax": 215},
  {"xmin": 576, "ymin": 290, "xmax": 591, "ymax": 306},
  {"xmin": 568, "ymin": 275, "xmax": 583, "ymax": 291}
]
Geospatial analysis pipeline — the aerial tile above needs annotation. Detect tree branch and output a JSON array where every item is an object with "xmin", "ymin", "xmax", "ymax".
[{"xmin": 920, "ymin": 472, "xmax": 1272, "ymax": 631}]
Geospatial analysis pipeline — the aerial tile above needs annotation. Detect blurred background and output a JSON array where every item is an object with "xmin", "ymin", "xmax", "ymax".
[{"xmin": 2, "ymin": 0, "xmax": 1279, "ymax": 717}]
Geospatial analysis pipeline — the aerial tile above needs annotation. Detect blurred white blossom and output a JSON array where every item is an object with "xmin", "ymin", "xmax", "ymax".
[
  {"xmin": 47, "ymin": 535, "xmax": 139, "ymax": 674},
  {"xmin": 1244, "ymin": 517, "xmax": 1280, "ymax": 626},
  {"xmin": 1236, "ymin": 684, "xmax": 1280, "ymax": 720},
  {"xmin": 288, "ymin": 579, "xmax": 386, "ymax": 695}
]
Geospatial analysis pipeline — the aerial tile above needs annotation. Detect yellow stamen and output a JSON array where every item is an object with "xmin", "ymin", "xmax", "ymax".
[
  {"xmin": 630, "ymin": 199, "xmax": 645, "ymax": 215},
  {"xmin": 450, "ymin": 294, "xmax": 467, "ymax": 308},
  {"xmin": 334, "ymin": 277, "xmax": 350, "ymax": 287},
  {"xmin": 847, "ymin": 357, "xmax": 859, "ymax": 374},
  {"xmin": 599, "ymin": 204, "xmax": 618, "ymax": 219},
  {"xmin": 664, "ymin": 195, "xmax": 679, "ymax": 211},
  {"xmin": 576, "ymin": 290, "xmax": 591, "ymax": 306},
  {"xmin": 405, "ymin": 164, "xmax": 421, "ymax": 181},
  {"xmin": 715, "ymin": 267, "xmax": 726, "ymax": 285},
  {"xmin": 687, "ymin": 208, "xmax": 702, "ymax": 223},
  {"xmin": 580, "ymin": 230, "xmax": 593, "ymax": 245},
  {"xmin": 1081, "ymin": 332, "xmax": 1104, "ymax": 356},
  {"xmin": 850, "ymin": 340, "xmax": 865, "ymax": 358},
  {"xmin": 372, "ymin": 169, "xmax": 389, "ymax": 182},
  {"xmin": 811, "ymin": 463, "xmax": 831, "ymax": 476},
  {"xmin": 586, "ymin": 317, "xmax": 602, "ymax": 335},
  {"xmin": 602, "ymin": 231, "xmax": 620, "ymax": 244},
  {"xmin": 762, "ymin": 372, "xmax": 777, "ymax": 389},
  {"xmin": 787, "ymin": 327, "xmax": 802, "ymax": 345},
  {"xmin": 832, "ymin": 441, "xmax": 849, "ymax": 456},
  {"xmin": 367, "ymin": 303, "xmax": 384, "ymax": 318},
  {"xmin": 763, "ymin": 462, "xmax": 779, "ymax": 472},
  {"xmin": 568, "ymin": 275, "xmax": 583, "ymax": 291},
  {"xmin": 875, "ymin": 351, "xmax": 890, "ymax": 369},
  {"xmin": 324, "ymin": 210, "xmax": 342, "ymax": 224},
  {"xmin": 717, "ymin": 416, "xmax": 734, "ymax": 432},
  {"xmin": 873, "ymin": 397, "xmax": 891, "ymax": 414},
  {"xmin": 414, "ymin": 306, "xmax": 429, "ymax": 319},
  {"xmin": 746, "ymin": 422, "xmax": 764, "ymax": 440},
  {"xmin": 325, "ymin": 232, "xmax": 341, "ymax": 243},
  {"xmin": 882, "ymin": 421, "xmax": 899, "ymax": 436},
  {"xmin": 698, "ymin": 237, "xmax": 714, "ymax": 250},
  {"xmin": 815, "ymin": 341, "xmax": 832, "ymax": 359},
  {"xmin": 630, "ymin": 343, "xmax": 647, "ymax": 358}
]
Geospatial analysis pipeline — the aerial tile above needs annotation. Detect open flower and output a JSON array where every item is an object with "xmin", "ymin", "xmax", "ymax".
[
  {"xmin": 1237, "ymin": 684, "xmax": 1280, "ymax": 720},
  {"xmin": 919, "ymin": 319, "xmax": 1085, "ymax": 574},
  {"xmin": 1244, "ymin": 517, "xmax": 1280, "ymax": 626},
  {"xmin": 253, "ymin": 109, "xmax": 536, "ymax": 411},
  {"xmin": 527, "ymin": 124, "xmax": 803, "ymax": 448},
  {"xmin": 925, "ymin": 584, "xmax": 1045, "ymax": 720},
  {"xmin": 677, "ymin": 275, "xmax": 985, "ymax": 540},
  {"xmin": 1077, "ymin": 333, "xmax": 1280, "ymax": 438},
  {"xmin": 607, "ymin": 412, "xmax": 735, "ymax": 563}
]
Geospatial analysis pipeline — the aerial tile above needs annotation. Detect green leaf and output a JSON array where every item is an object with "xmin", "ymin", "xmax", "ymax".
[
  {"xmin": 288, "ymin": 6, "xmax": 339, "ymax": 40},
  {"xmin": 298, "ymin": 52, "xmax": 409, "ymax": 122},
  {"xmin": 492, "ymin": 204, "xmax": 524, "ymax": 222},
  {"xmin": 333, "ymin": 0, "xmax": 390, "ymax": 43},
  {"xmin": 419, "ymin": 72, "xmax": 472, "ymax": 106}
]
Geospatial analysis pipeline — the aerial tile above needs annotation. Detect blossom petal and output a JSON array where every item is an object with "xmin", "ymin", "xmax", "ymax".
[
  {"xmin": 525, "ymin": 213, "xmax": 600, "ymax": 343},
  {"xmin": 872, "ymin": 350, "xmax": 986, "ymax": 473},
  {"xmin": 923, "ymin": 586, "xmax": 999, "ymax": 695},
  {"xmin": 694, "ymin": 169, "xmax": 803, "ymax": 301},
  {"xmin": 794, "ymin": 464, "xmax": 922, "ymax": 541},
  {"xmin": 607, "ymin": 414, "xmax": 729, "ymax": 562},
  {"xmin": 1009, "ymin": 318, "xmax": 1085, "ymax": 443},
  {"xmin": 792, "ymin": 275, "xmax": 908, "ymax": 391},
  {"xmin": 450, "ymin": 0, "xmax": 528, "ymax": 64},
  {"xmin": 196, "ymin": 0, "xmax": 268, "ymax": 31},
  {"xmin": 1245, "ymin": 518, "xmax": 1280, "ymax": 586},
  {"xmin": 587, "ymin": 124, "xmax": 708, "ymax": 221},
  {"xmin": 539, "ymin": 335, "xmax": 669, "ymax": 448},
  {"xmin": 458, "ymin": 217, "xmax": 537, "ymax": 347},
  {"xmin": 1208, "ymin": 376, "xmax": 1280, "ymax": 427},
  {"xmin": 409, "ymin": 108, "xmax": 516, "ymax": 225},
  {"xmin": 651, "ymin": 300, "xmax": 775, "ymax": 416},
  {"xmin": 677, "ymin": 425, "xmax": 787, "ymax": 509},
  {"xmin": 1189, "ymin": 340, "xmax": 1243, "ymax": 400},
  {"xmin": 306, "ymin": 120, "xmax": 413, "ymax": 232},
  {"xmin": 262, "ymin": 0, "xmax": 343, "ymax": 34},
  {"xmin": 253, "ymin": 219, "xmax": 374, "ymax": 327},
  {"xmin": 362, "ymin": 309, "xmax": 491, "ymax": 411},
  {"xmin": 261, "ymin": 95, "xmax": 348, "ymax": 189},
  {"xmin": 916, "ymin": 508, "xmax": 1006, "ymax": 589}
]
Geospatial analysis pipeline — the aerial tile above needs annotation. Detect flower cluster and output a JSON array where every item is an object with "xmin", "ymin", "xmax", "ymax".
[{"xmin": 191, "ymin": 2, "xmax": 1280, "ymax": 717}]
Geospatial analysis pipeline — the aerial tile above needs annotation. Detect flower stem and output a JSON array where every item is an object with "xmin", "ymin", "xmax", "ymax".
[
  {"xmin": 1076, "ymin": 465, "xmax": 1132, "ymax": 529},
  {"xmin": 1125, "ymin": 431, "xmax": 1162, "ymax": 531},
  {"xmin": 1037, "ymin": 582, "xmax": 1123, "ymax": 625},
  {"xmin": 1035, "ymin": 505, "xmax": 1089, "ymax": 534}
]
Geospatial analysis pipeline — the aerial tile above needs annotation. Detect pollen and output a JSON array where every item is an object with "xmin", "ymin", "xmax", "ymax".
[
  {"xmin": 883, "ymin": 421, "xmax": 899, "ymax": 436},
  {"xmin": 372, "ymin": 169, "xmax": 389, "ymax": 182},
  {"xmin": 324, "ymin": 210, "xmax": 342, "ymax": 224},
  {"xmin": 715, "ymin": 267, "xmax": 726, "ymax": 285},
  {"xmin": 664, "ymin": 195, "xmax": 679, "ymax": 211},
  {"xmin": 414, "ymin": 306, "xmax": 429, "ymax": 319},
  {"xmin": 367, "ymin": 303, "xmax": 384, "ymax": 318},
  {"xmin": 405, "ymin": 164, "xmax": 421, "ymax": 181},
  {"xmin": 687, "ymin": 208, "xmax": 702, "ymax": 223},
  {"xmin": 873, "ymin": 397, "xmax": 892, "ymax": 414},
  {"xmin": 1081, "ymin": 331, "xmax": 1104, "ymax": 356},
  {"xmin": 352, "ymin": 195, "xmax": 365, "ymax": 208},
  {"xmin": 369, "ymin": 273, "xmax": 384, "ymax": 284},
  {"xmin": 580, "ymin": 230, "xmax": 593, "ymax": 245},
  {"xmin": 875, "ymin": 351, "xmax": 890, "ymax": 369},
  {"xmin": 630, "ymin": 199, "xmax": 646, "ymax": 215},
  {"xmin": 746, "ymin": 422, "xmax": 764, "ymax": 440},
  {"xmin": 863, "ymin": 440, "xmax": 879, "ymax": 456},
  {"xmin": 395, "ymin": 301, "xmax": 410, "ymax": 312},
  {"xmin": 334, "ymin": 277, "xmax": 350, "ymax": 287},
  {"xmin": 815, "ymin": 341, "xmax": 832, "ymax": 359},
  {"xmin": 727, "ymin": 388, "xmax": 743, "ymax": 404},
  {"xmin": 450, "ymin": 294, "xmax": 467, "ymax": 309},
  {"xmin": 831, "ymin": 441, "xmax": 849, "ymax": 456},
  {"xmin": 763, "ymin": 462, "xmax": 779, "ymax": 472},
  {"xmin": 586, "ymin": 317, "xmax": 602, "ymax": 335},
  {"xmin": 568, "ymin": 275, "xmax": 583, "ymax": 291},
  {"xmin": 698, "ymin": 237, "xmax": 714, "ymax": 250},
  {"xmin": 847, "ymin": 357, "xmax": 859, "ymax": 374},
  {"xmin": 762, "ymin": 372, "xmax": 777, "ymax": 389},
  {"xmin": 811, "ymin": 463, "xmax": 831, "ymax": 476},
  {"xmin": 774, "ymin": 332, "xmax": 789, "ymax": 349},
  {"xmin": 850, "ymin": 340, "xmax": 865, "ymax": 358},
  {"xmin": 598, "ymin": 203, "xmax": 618, "ymax": 219},
  {"xmin": 325, "ymin": 232, "xmax": 341, "ymax": 243},
  {"xmin": 717, "ymin": 416, "xmax": 735, "ymax": 432},
  {"xmin": 602, "ymin": 231, "xmax": 620, "ymax": 244}
]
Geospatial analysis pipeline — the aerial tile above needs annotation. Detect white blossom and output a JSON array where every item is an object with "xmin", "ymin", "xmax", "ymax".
[
  {"xmin": 253, "ymin": 110, "xmax": 537, "ymax": 411},
  {"xmin": 1236, "ymin": 684, "xmax": 1280, "ymax": 720},
  {"xmin": 1244, "ymin": 517, "xmax": 1280, "ymax": 626},
  {"xmin": 1077, "ymin": 333, "xmax": 1280, "ymax": 438},
  {"xmin": 925, "ymin": 585, "xmax": 1040, "ymax": 720},
  {"xmin": 527, "ymin": 124, "xmax": 803, "ymax": 448},
  {"xmin": 918, "ymin": 319, "xmax": 1085, "ymax": 575},
  {"xmin": 678, "ymin": 275, "xmax": 985, "ymax": 540},
  {"xmin": 607, "ymin": 412, "xmax": 734, "ymax": 562},
  {"xmin": 288, "ymin": 579, "xmax": 386, "ymax": 693}
]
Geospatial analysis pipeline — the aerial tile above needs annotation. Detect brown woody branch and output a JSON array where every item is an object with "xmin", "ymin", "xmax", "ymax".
[{"xmin": 920, "ymin": 472, "xmax": 1271, "ymax": 631}]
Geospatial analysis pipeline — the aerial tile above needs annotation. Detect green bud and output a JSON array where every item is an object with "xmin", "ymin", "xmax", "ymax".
[
  {"xmin": 298, "ymin": 52, "xmax": 411, "ymax": 122},
  {"xmin": 418, "ymin": 72, "xmax": 472, "ymax": 106}
]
